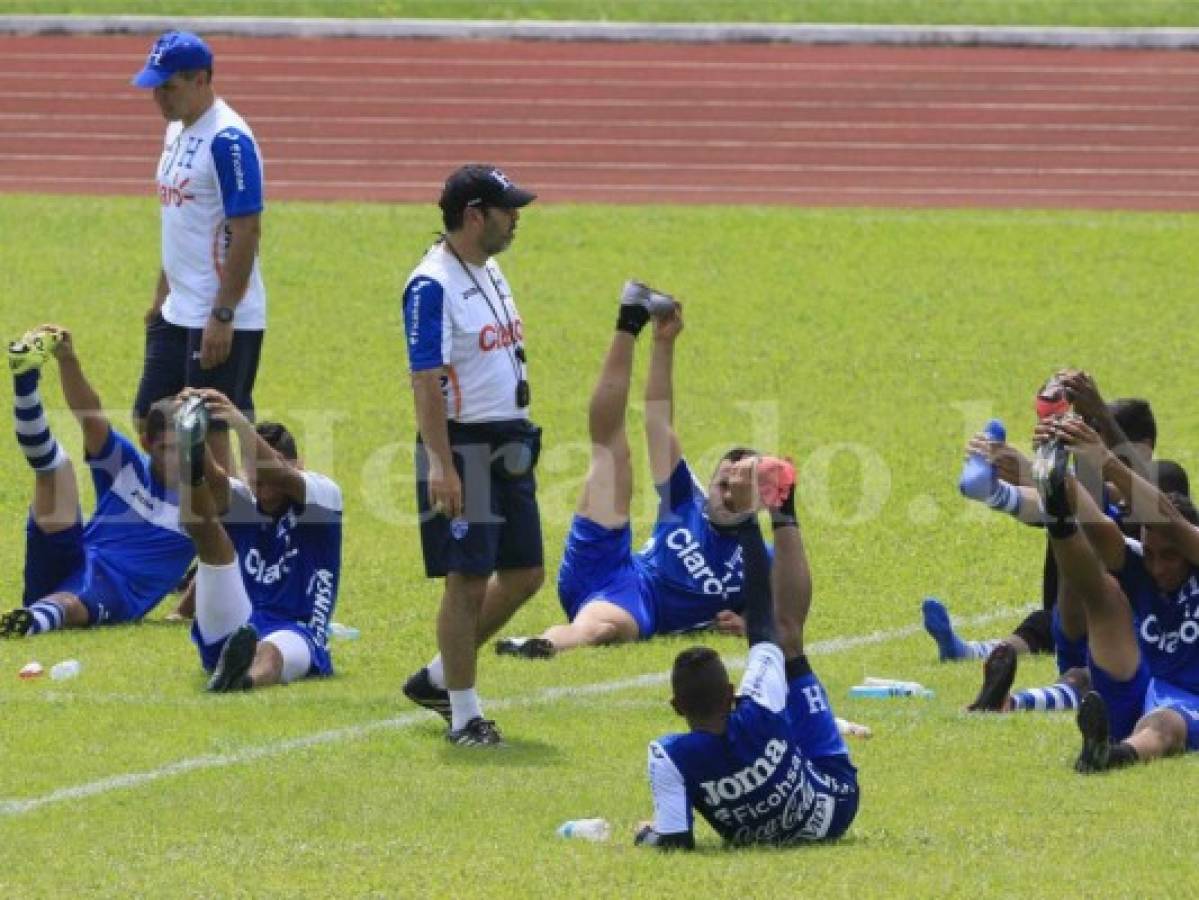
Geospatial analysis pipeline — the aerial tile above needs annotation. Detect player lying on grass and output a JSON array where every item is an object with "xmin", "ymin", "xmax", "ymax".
[
  {"xmin": 633, "ymin": 457, "xmax": 858, "ymax": 849},
  {"xmin": 1, "ymin": 325, "xmax": 193, "ymax": 638},
  {"xmin": 494, "ymin": 285, "xmax": 762, "ymax": 659},
  {"xmin": 173, "ymin": 389, "xmax": 343, "ymax": 691}
]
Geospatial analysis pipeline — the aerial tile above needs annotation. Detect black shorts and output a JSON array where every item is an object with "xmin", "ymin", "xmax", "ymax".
[
  {"xmin": 416, "ymin": 420, "xmax": 544, "ymax": 578},
  {"xmin": 132, "ymin": 314, "xmax": 264, "ymax": 428}
]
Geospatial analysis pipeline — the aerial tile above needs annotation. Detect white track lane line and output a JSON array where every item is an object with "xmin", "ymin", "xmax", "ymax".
[{"xmin": 0, "ymin": 606, "xmax": 1026, "ymax": 817}]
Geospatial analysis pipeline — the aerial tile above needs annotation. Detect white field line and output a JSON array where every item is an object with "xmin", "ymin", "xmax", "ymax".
[
  {"xmin": 0, "ymin": 606, "xmax": 1025, "ymax": 818},
  {"xmin": 0, "ymin": 111, "xmax": 1190, "ymax": 134},
  {"xmin": 3, "ymin": 49, "xmax": 1199, "ymax": 78},
  {"xmin": 9, "ymin": 130, "xmax": 1199, "ymax": 156}
]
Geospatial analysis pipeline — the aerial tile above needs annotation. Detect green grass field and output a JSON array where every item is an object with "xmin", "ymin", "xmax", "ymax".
[
  {"xmin": 1, "ymin": 195, "xmax": 1197, "ymax": 897},
  {"xmin": 3, "ymin": 0, "xmax": 1199, "ymax": 27}
]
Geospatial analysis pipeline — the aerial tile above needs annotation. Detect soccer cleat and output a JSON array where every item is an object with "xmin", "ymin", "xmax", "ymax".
[
  {"xmin": 1074, "ymin": 691, "xmax": 1113, "ymax": 774},
  {"xmin": 621, "ymin": 279, "xmax": 678, "ymax": 318},
  {"xmin": 495, "ymin": 636, "xmax": 556, "ymax": 660},
  {"xmin": 0, "ymin": 608, "xmax": 34, "ymax": 638},
  {"xmin": 206, "ymin": 625, "xmax": 257, "ymax": 692},
  {"xmin": 7, "ymin": 328, "xmax": 61, "ymax": 376},
  {"xmin": 446, "ymin": 716, "xmax": 504, "ymax": 747},
  {"xmin": 967, "ymin": 642, "xmax": 1017, "ymax": 712},
  {"xmin": 1031, "ymin": 438, "xmax": 1072, "ymax": 522},
  {"xmin": 174, "ymin": 395, "xmax": 209, "ymax": 486},
  {"xmin": 921, "ymin": 597, "xmax": 968, "ymax": 662},
  {"xmin": 402, "ymin": 667, "xmax": 452, "ymax": 724}
]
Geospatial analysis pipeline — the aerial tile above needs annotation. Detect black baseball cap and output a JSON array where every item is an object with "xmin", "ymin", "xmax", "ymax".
[{"xmin": 439, "ymin": 165, "xmax": 536, "ymax": 219}]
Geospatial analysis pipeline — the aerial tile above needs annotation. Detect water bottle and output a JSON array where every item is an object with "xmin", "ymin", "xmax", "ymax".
[
  {"xmin": 849, "ymin": 683, "xmax": 933, "ymax": 699},
  {"xmin": 328, "ymin": 622, "xmax": 360, "ymax": 641},
  {"xmin": 959, "ymin": 418, "xmax": 1006, "ymax": 500},
  {"xmin": 49, "ymin": 660, "xmax": 82, "ymax": 681},
  {"xmin": 556, "ymin": 818, "xmax": 611, "ymax": 842}
]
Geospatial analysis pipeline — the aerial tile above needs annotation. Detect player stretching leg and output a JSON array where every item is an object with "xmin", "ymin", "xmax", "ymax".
[
  {"xmin": 634, "ymin": 458, "xmax": 859, "ymax": 849},
  {"xmin": 496, "ymin": 283, "xmax": 758, "ymax": 659},
  {"xmin": 1, "ymin": 326, "xmax": 192, "ymax": 638},
  {"xmin": 1034, "ymin": 415, "xmax": 1199, "ymax": 772},
  {"xmin": 175, "ymin": 391, "xmax": 342, "ymax": 691}
]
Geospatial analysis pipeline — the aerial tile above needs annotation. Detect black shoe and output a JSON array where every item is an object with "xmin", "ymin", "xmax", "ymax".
[
  {"xmin": 206, "ymin": 625, "xmax": 257, "ymax": 692},
  {"xmin": 1075, "ymin": 691, "xmax": 1112, "ymax": 774},
  {"xmin": 446, "ymin": 717, "xmax": 504, "ymax": 747},
  {"xmin": 1032, "ymin": 438, "xmax": 1072, "ymax": 522},
  {"xmin": 495, "ymin": 636, "xmax": 556, "ymax": 660},
  {"xmin": 968, "ymin": 643, "xmax": 1018, "ymax": 712},
  {"xmin": 174, "ymin": 395, "xmax": 209, "ymax": 487},
  {"xmin": 0, "ymin": 608, "xmax": 33, "ymax": 638},
  {"xmin": 402, "ymin": 667, "xmax": 452, "ymax": 724}
]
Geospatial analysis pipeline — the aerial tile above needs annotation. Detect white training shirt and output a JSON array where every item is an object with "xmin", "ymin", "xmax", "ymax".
[
  {"xmin": 401, "ymin": 241, "xmax": 529, "ymax": 423},
  {"xmin": 157, "ymin": 98, "xmax": 267, "ymax": 331}
]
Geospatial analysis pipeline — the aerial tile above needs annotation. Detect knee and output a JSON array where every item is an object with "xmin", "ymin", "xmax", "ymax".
[
  {"xmin": 1138, "ymin": 708, "xmax": 1188, "ymax": 752},
  {"xmin": 445, "ymin": 574, "xmax": 489, "ymax": 606},
  {"xmin": 518, "ymin": 566, "xmax": 545, "ymax": 599},
  {"xmin": 775, "ymin": 614, "xmax": 803, "ymax": 658}
]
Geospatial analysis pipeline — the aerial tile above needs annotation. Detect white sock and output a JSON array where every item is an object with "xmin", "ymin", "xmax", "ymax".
[
  {"xmin": 449, "ymin": 688, "xmax": 483, "ymax": 731},
  {"xmin": 426, "ymin": 654, "xmax": 446, "ymax": 690}
]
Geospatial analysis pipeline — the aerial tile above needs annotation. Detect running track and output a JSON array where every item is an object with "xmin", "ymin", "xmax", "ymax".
[{"xmin": 2, "ymin": 34, "xmax": 1199, "ymax": 210}]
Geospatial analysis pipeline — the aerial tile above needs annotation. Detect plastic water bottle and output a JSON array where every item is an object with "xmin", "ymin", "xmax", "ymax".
[
  {"xmin": 328, "ymin": 623, "xmax": 360, "ymax": 641},
  {"xmin": 49, "ymin": 659, "xmax": 81, "ymax": 681},
  {"xmin": 556, "ymin": 818, "xmax": 611, "ymax": 842},
  {"xmin": 958, "ymin": 418, "xmax": 1006, "ymax": 500},
  {"xmin": 849, "ymin": 683, "xmax": 934, "ymax": 699}
]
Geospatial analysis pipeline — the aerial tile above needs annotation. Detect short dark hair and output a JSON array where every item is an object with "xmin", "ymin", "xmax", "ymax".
[
  {"xmin": 1109, "ymin": 398, "xmax": 1156, "ymax": 448},
  {"xmin": 143, "ymin": 398, "xmax": 176, "ymax": 445},
  {"xmin": 1153, "ymin": 460, "xmax": 1190, "ymax": 498},
  {"xmin": 1167, "ymin": 491, "xmax": 1199, "ymax": 527},
  {"xmin": 720, "ymin": 446, "xmax": 759, "ymax": 465},
  {"xmin": 671, "ymin": 647, "xmax": 731, "ymax": 720},
  {"xmin": 255, "ymin": 421, "xmax": 298, "ymax": 461}
]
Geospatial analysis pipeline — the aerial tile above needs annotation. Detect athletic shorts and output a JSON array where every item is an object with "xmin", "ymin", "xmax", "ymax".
[
  {"xmin": 415, "ymin": 422, "xmax": 544, "ymax": 578},
  {"xmin": 557, "ymin": 515, "xmax": 655, "ymax": 637},
  {"xmin": 1088, "ymin": 657, "xmax": 1152, "ymax": 742},
  {"xmin": 785, "ymin": 663, "xmax": 860, "ymax": 841},
  {"xmin": 1051, "ymin": 606, "xmax": 1089, "ymax": 674},
  {"xmin": 133, "ymin": 314, "xmax": 263, "ymax": 425},
  {"xmin": 1144, "ymin": 678, "xmax": 1199, "ymax": 752},
  {"xmin": 191, "ymin": 610, "xmax": 333, "ymax": 679},
  {"xmin": 23, "ymin": 515, "xmax": 132, "ymax": 625}
]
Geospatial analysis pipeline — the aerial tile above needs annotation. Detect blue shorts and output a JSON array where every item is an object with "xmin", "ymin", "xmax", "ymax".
[
  {"xmin": 416, "ymin": 421, "xmax": 544, "ymax": 578},
  {"xmin": 1051, "ymin": 606, "xmax": 1088, "ymax": 674},
  {"xmin": 191, "ymin": 611, "xmax": 333, "ymax": 678},
  {"xmin": 1088, "ymin": 657, "xmax": 1152, "ymax": 742},
  {"xmin": 557, "ymin": 515, "xmax": 654, "ymax": 637},
  {"xmin": 23, "ymin": 516, "xmax": 132, "ymax": 625},
  {"xmin": 1145, "ymin": 678, "xmax": 1199, "ymax": 752},
  {"xmin": 132, "ymin": 314, "xmax": 263, "ymax": 425},
  {"xmin": 786, "ymin": 667, "xmax": 860, "ymax": 840}
]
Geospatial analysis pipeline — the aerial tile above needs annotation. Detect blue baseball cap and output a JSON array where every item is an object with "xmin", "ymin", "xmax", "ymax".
[{"xmin": 132, "ymin": 31, "xmax": 213, "ymax": 88}]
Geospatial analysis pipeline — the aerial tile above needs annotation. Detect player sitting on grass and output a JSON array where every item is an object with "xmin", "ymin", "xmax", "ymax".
[
  {"xmin": 173, "ymin": 389, "xmax": 342, "ymax": 691},
  {"xmin": 494, "ymin": 285, "xmax": 757, "ymax": 659},
  {"xmin": 1034, "ymin": 414, "xmax": 1199, "ymax": 772},
  {"xmin": 1, "ymin": 325, "xmax": 193, "ymax": 638},
  {"xmin": 633, "ymin": 457, "xmax": 859, "ymax": 849}
]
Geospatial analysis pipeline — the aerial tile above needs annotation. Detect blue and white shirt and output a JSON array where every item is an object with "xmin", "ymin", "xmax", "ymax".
[
  {"xmin": 401, "ymin": 242, "xmax": 528, "ymax": 424},
  {"xmin": 648, "ymin": 644, "xmax": 854, "ymax": 846},
  {"xmin": 635, "ymin": 460, "xmax": 747, "ymax": 634},
  {"xmin": 83, "ymin": 428, "xmax": 194, "ymax": 619},
  {"xmin": 223, "ymin": 472, "xmax": 343, "ymax": 645},
  {"xmin": 157, "ymin": 98, "xmax": 266, "ymax": 330},
  {"xmin": 1117, "ymin": 538, "xmax": 1199, "ymax": 694}
]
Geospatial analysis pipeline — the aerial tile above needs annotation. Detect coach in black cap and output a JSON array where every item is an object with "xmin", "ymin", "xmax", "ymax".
[{"xmin": 398, "ymin": 164, "xmax": 545, "ymax": 747}]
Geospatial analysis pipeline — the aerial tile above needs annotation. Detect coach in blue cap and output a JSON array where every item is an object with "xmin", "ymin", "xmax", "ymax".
[{"xmin": 129, "ymin": 31, "xmax": 270, "ymax": 588}]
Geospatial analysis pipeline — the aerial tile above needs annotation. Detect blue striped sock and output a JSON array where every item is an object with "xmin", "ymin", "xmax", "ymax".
[
  {"xmin": 1011, "ymin": 682, "xmax": 1080, "ymax": 712},
  {"xmin": 963, "ymin": 639, "xmax": 1002, "ymax": 660},
  {"xmin": 13, "ymin": 369, "xmax": 67, "ymax": 473},
  {"xmin": 27, "ymin": 599, "xmax": 66, "ymax": 635}
]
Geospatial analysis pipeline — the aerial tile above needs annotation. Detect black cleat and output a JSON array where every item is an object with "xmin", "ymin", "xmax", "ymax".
[
  {"xmin": 495, "ymin": 636, "xmax": 556, "ymax": 660},
  {"xmin": 402, "ymin": 667, "xmax": 452, "ymax": 724},
  {"xmin": 0, "ymin": 608, "xmax": 34, "ymax": 638},
  {"xmin": 446, "ymin": 717, "xmax": 504, "ymax": 747},
  {"xmin": 174, "ymin": 395, "xmax": 210, "ymax": 487},
  {"xmin": 206, "ymin": 625, "xmax": 257, "ymax": 692},
  {"xmin": 1074, "ymin": 691, "xmax": 1112, "ymax": 774},
  {"xmin": 1032, "ymin": 437, "xmax": 1072, "ymax": 522},
  {"xmin": 968, "ymin": 642, "xmax": 1018, "ymax": 712}
]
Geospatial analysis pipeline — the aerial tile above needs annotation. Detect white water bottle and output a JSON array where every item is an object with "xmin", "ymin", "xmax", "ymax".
[
  {"xmin": 49, "ymin": 659, "xmax": 81, "ymax": 681},
  {"xmin": 556, "ymin": 818, "xmax": 611, "ymax": 842}
]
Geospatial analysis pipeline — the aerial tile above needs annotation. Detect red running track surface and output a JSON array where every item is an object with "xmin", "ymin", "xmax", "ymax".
[{"xmin": 2, "ymin": 34, "xmax": 1199, "ymax": 210}]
